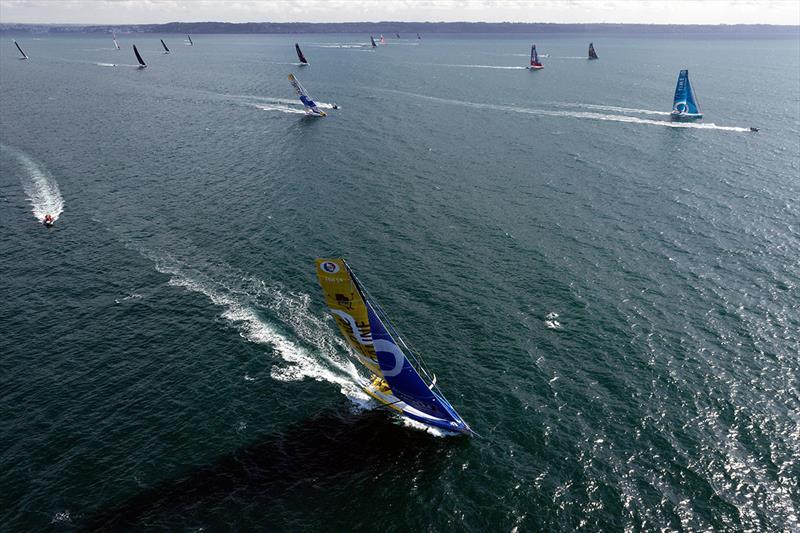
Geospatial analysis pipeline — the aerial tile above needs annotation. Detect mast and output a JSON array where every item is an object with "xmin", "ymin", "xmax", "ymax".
[
  {"xmin": 112, "ymin": 32, "xmax": 120, "ymax": 50},
  {"xmin": 187, "ymin": 34, "xmax": 193, "ymax": 46},
  {"xmin": 14, "ymin": 40, "xmax": 28, "ymax": 59},
  {"xmin": 160, "ymin": 39, "xmax": 170, "ymax": 53}
]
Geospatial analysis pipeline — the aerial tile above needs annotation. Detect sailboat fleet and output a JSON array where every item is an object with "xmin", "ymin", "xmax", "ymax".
[{"xmin": 8, "ymin": 33, "xmax": 755, "ymax": 434}]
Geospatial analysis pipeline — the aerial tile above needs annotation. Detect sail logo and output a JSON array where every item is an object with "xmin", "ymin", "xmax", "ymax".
[{"xmin": 320, "ymin": 261, "xmax": 340, "ymax": 274}]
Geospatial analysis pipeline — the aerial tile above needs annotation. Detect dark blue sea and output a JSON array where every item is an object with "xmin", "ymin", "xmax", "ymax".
[{"xmin": 1, "ymin": 32, "xmax": 798, "ymax": 531}]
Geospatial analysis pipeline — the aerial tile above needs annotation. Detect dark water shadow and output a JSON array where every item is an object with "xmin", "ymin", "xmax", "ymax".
[{"xmin": 84, "ymin": 409, "xmax": 457, "ymax": 530}]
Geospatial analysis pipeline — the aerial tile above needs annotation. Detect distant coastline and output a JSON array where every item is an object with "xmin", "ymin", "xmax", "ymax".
[{"xmin": 1, "ymin": 21, "xmax": 798, "ymax": 37}]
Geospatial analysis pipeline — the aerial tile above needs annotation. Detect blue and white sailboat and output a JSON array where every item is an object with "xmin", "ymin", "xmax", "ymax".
[
  {"xmin": 288, "ymin": 74, "xmax": 326, "ymax": 116},
  {"xmin": 317, "ymin": 258, "xmax": 474, "ymax": 435},
  {"xmin": 671, "ymin": 70, "xmax": 703, "ymax": 121}
]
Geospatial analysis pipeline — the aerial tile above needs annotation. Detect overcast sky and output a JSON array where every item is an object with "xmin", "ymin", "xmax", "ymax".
[{"xmin": 1, "ymin": 0, "xmax": 798, "ymax": 25}]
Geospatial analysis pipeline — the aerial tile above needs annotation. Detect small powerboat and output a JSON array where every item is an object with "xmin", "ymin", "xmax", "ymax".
[{"xmin": 43, "ymin": 214, "xmax": 54, "ymax": 227}]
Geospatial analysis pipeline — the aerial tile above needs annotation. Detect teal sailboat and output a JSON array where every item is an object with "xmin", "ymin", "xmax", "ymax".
[{"xmin": 670, "ymin": 70, "xmax": 703, "ymax": 121}]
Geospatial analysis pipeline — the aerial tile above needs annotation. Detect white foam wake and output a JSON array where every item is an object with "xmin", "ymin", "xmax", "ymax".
[
  {"xmin": 438, "ymin": 63, "xmax": 528, "ymax": 70},
  {"xmin": 2, "ymin": 144, "xmax": 65, "ymax": 222},
  {"xmin": 250, "ymin": 103, "xmax": 309, "ymax": 115},
  {"xmin": 554, "ymin": 102, "xmax": 672, "ymax": 116},
  {"xmin": 147, "ymin": 252, "xmax": 372, "ymax": 410},
  {"xmin": 381, "ymin": 89, "xmax": 750, "ymax": 132}
]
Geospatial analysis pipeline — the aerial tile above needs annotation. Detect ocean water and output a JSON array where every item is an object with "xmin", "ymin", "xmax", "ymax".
[{"xmin": 1, "ymin": 33, "xmax": 798, "ymax": 531}]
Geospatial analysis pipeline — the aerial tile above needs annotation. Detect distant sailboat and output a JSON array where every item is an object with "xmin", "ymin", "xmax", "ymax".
[
  {"xmin": 370, "ymin": 35, "xmax": 377, "ymax": 48},
  {"xmin": 316, "ymin": 258, "xmax": 474, "ymax": 436},
  {"xmin": 187, "ymin": 34, "xmax": 193, "ymax": 46},
  {"xmin": 396, "ymin": 33, "xmax": 401, "ymax": 39},
  {"xmin": 588, "ymin": 42, "xmax": 598, "ymax": 60},
  {"xmin": 133, "ymin": 45, "xmax": 146, "ymax": 68},
  {"xmin": 670, "ymin": 69, "xmax": 703, "ymax": 121},
  {"xmin": 112, "ymin": 32, "xmax": 120, "ymax": 50},
  {"xmin": 160, "ymin": 39, "xmax": 170, "ymax": 54},
  {"xmin": 295, "ymin": 43, "xmax": 308, "ymax": 64},
  {"xmin": 528, "ymin": 44, "xmax": 543, "ymax": 70},
  {"xmin": 380, "ymin": 35, "xmax": 385, "ymax": 45},
  {"xmin": 14, "ymin": 40, "xmax": 28, "ymax": 60},
  {"xmin": 288, "ymin": 73, "xmax": 326, "ymax": 117},
  {"xmin": 417, "ymin": 33, "xmax": 422, "ymax": 40}
]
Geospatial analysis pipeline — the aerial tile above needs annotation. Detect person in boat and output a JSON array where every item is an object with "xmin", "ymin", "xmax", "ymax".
[
  {"xmin": 44, "ymin": 214, "xmax": 54, "ymax": 225},
  {"xmin": 332, "ymin": 103, "xmax": 339, "ymax": 109}
]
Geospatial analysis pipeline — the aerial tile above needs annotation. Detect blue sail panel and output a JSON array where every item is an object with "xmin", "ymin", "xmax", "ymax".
[
  {"xmin": 685, "ymin": 78, "xmax": 700, "ymax": 114},
  {"xmin": 364, "ymin": 301, "xmax": 468, "ymax": 430},
  {"xmin": 672, "ymin": 70, "xmax": 701, "ymax": 115}
]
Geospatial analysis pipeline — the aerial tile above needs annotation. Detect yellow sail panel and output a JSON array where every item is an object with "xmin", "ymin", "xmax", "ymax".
[{"xmin": 316, "ymin": 258, "xmax": 381, "ymax": 376}]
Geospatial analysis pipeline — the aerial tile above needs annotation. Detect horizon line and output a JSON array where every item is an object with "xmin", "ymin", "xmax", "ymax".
[{"xmin": 2, "ymin": 21, "xmax": 799, "ymax": 27}]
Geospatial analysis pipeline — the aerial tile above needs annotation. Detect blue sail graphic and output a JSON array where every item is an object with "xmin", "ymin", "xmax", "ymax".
[
  {"xmin": 672, "ymin": 70, "xmax": 702, "ymax": 118},
  {"xmin": 364, "ymin": 299, "xmax": 471, "ymax": 433}
]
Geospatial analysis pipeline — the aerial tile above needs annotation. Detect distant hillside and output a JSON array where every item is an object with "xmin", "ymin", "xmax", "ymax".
[{"xmin": 1, "ymin": 21, "xmax": 798, "ymax": 37}]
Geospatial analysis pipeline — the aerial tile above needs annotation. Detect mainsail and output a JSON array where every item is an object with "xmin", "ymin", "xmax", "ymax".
[
  {"xmin": 112, "ymin": 32, "xmax": 120, "ymax": 50},
  {"xmin": 417, "ymin": 33, "xmax": 422, "ymax": 39},
  {"xmin": 671, "ymin": 69, "xmax": 702, "ymax": 119},
  {"xmin": 187, "ymin": 34, "xmax": 193, "ymax": 46},
  {"xmin": 316, "ymin": 258, "xmax": 473, "ymax": 435},
  {"xmin": 529, "ymin": 44, "xmax": 543, "ymax": 69},
  {"xmin": 287, "ymin": 74, "xmax": 326, "ymax": 116},
  {"xmin": 396, "ymin": 33, "xmax": 401, "ymax": 39},
  {"xmin": 133, "ymin": 45, "xmax": 146, "ymax": 68},
  {"xmin": 295, "ymin": 43, "xmax": 308, "ymax": 64},
  {"xmin": 14, "ymin": 40, "xmax": 28, "ymax": 60},
  {"xmin": 160, "ymin": 39, "xmax": 170, "ymax": 54},
  {"xmin": 588, "ymin": 42, "xmax": 598, "ymax": 60},
  {"xmin": 370, "ymin": 35, "xmax": 377, "ymax": 48}
]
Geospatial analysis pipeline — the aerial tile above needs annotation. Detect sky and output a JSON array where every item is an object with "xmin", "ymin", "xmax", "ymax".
[{"xmin": 1, "ymin": 0, "xmax": 798, "ymax": 25}]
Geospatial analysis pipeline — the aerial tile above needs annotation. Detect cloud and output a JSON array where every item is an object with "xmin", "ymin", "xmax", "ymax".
[{"xmin": 1, "ymin": 0, "xmax": 798, "ymax": 24}]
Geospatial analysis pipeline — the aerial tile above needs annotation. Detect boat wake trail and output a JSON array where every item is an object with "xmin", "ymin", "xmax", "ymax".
[
  {"xmin": 439, "ymin": 63, "xmax": 528, "ymax": 70},
  {"xmin": 232, "ymin": 94, "xmax": 337, "ymax": 110},
  {"xmin": 380, "ymin": 89, "xmax": 750, "ymax": 132},
  {"xmin": 553, "ymin": 102, "xmax": 672, "ymax": 116},
  {"xmin": 312, "ymin": 43, "xmax": 367, "ymax": 49},
  {"xmin": 2, "ymin": 144, "xmax": 65, "ymax": 223},
  {"xmin": 250, "ymin": 103, "xmax": 309, "ymax": 115},
  {"xmin": 145, "ymin": 250, "xmax": 372, "ymax": 409}
]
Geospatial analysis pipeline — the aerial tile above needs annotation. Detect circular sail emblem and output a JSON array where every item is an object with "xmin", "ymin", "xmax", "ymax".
[
  {"xmin": 320, "ymin": 261, "xmax": 340, "ymax": 274},
  {"xmin": 674, "ymin": 102, "xmax": 688, "ymax": 113}
]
